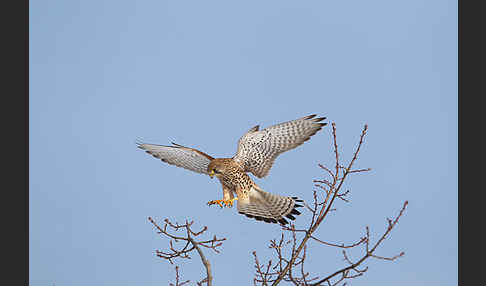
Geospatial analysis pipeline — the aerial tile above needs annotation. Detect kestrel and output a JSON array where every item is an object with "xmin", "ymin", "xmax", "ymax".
[{"xmin": 137, "ymin": 114, "xmax": 327, "ymax": 225}]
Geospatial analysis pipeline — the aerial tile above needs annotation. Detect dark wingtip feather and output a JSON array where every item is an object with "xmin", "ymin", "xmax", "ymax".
[
  {"xmin": 249, "ymin": 125, "xmax": 260, "ymax": 132},
  {"xmin": 136, "ymin": 141, "xmax": 147, "ymax": 149},
  {"xmin": 285, "ymin": 214, "xmax": 296, "ymax": 220},
  {"xmin": 240, "ymin": 212, "xmax": 283, "ymax": 225},
  {"xmin": 263, "ymin": 217, "xmax": 278, "ymax": 224},
  {"xmin": 278, "ymin": 218, "xmax": 289, "ymax": 225},
  {"xmin": 291, "ymin": 196, "xmax": 303, "ymax": 202},
  {"xmin": 290, "ymin": 209, "xmax": 301, "ymax": 215},
  {"xmin": 240, "ymin": 212, "xmax": 251, "ymax": 217}
]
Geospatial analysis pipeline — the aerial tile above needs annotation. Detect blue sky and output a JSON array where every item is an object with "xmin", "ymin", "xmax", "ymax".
[{"xmin": 30, "ymin": 0, "xmax": 457, "ymax": 285}]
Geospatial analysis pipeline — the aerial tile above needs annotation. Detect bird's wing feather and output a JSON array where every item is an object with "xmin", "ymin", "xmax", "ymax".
[
  {"xmin": 233, "ymin": 114, "xmax": 327, "ymax": 178},
  {"xmin": 137, "ymin": 142, "xmax": 214, "ymax": 174},
  {"xmin": 236, "ymin": 185, "xmax": 303, "ymax": 225}
]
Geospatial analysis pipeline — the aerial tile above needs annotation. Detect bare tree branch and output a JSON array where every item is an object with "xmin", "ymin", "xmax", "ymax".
[
  {"xmin": 250, "ymin": 123, "xmax": 407, "ymax": 286},
  {"xmin": 148, "ymin": 217, "xmax": 225, "ymax": 286},
  {"xmin": 309, "ymin": 201, "xmax": 408, "ymax": 286}
]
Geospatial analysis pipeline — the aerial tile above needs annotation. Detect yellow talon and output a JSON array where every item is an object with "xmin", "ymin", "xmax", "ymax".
[
  {"xmin": 207, "ymin": 198, "xmax": 238, "ymax": 208},
  {"xmin": 226, "ymin": 197, "xmax": 238, "ymax": 207},
  {"xmin": 207, "ymin": 199, "xmax": 224, "ymax": 208}
]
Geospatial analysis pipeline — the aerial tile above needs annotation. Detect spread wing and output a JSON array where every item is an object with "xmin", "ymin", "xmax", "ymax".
[
  {"xmin": 233, "ymin": 114, "xmax": 327, "ymax": 178},
  {"xmin": 137, "ymin": 142, "xmax": 214, "ymax": 175}
]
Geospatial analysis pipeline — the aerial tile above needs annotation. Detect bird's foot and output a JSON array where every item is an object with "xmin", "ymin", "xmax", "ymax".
[{"xmin": 207, "ymin": 198, "xmax": 238, "ymax": 208}]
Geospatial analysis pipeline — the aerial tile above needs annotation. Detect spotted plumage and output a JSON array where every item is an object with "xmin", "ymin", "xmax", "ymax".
[{"xmin": 137, "ymin": 114, "xmax": 327, "ymax": 225}]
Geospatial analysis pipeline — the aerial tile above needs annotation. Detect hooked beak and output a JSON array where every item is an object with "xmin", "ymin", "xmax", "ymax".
[{"xmin": 209, "ymin": 170, "xmax": 215, "ymax": 179}]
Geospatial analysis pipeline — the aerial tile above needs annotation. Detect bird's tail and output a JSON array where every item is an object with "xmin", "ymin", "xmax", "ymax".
[{"xmin": 237, "ymin": 185, "xmax": 304, "ymax": 225}]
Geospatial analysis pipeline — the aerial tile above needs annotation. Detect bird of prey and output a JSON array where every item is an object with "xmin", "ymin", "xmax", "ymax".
[{"xmin": 137, "ymin": 114, "xmax": 327, "ymax": 225}]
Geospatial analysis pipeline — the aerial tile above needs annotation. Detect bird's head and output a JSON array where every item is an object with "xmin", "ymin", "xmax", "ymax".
[{"xmin": 207, "ymin": 159, "xmax": 231, "ymax": 179}]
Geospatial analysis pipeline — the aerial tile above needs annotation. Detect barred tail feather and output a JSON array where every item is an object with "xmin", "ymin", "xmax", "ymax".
[{"xmin": 237, "ymin": 186, "xmax": 303, "ymax": 225}]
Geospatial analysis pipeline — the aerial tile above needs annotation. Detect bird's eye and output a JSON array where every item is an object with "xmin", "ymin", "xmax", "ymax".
[{"xmin": 213, "ymin": 169, "xmax": 221, "ymax": 174}]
